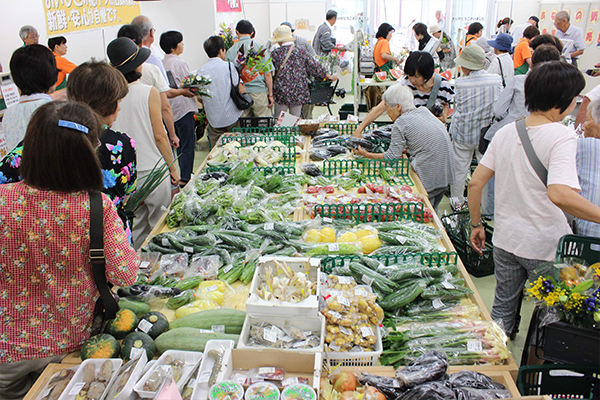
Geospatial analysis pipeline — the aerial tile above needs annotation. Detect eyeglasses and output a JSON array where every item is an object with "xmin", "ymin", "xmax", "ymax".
[{"xmin": 27, "ymin": 33, "xmax": 39, "ymax": 39}]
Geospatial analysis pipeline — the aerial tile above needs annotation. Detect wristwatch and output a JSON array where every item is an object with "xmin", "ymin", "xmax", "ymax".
[{"xmin": 470, "ymin": 219, "xmax": 482, "ymax": 228}]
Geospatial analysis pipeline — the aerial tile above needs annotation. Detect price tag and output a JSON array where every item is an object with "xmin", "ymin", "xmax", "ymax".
[
  {"xmin": 329, "ymin": 343, "xmax": 341, "ymax": 351},
  {"xmin": 139, "ymin": 261, "xmax": 151, "ymax": 270},
  {"xmin": 69, "ymin": 382, "xmax": 86, "ymax": 396},
  {"xmin": 338, "ymin": 296, "xmax": 351, "ymax": 307},
  {"xmin": 441, "ymin": 281, "xmax": 455, "ymax": 290},
  {"xmin": 264, "ymin": 222, "xmax": 274, "ymax": 231},
  {"xmin": 0, "ymin": 83, "xmax": 20, "ymax": 108},
  {"xmin": 184, "ymin": 246, "xmax": 194, "ymax": 253},
  {"xmin": 360, "ymin": 326, "xmax": 374, "ymax": 338},
  {"xmin": 199, "ymin": 371, "xmax": 212, "ymax": 383},
  {"xmin": 328, "ymin": 243, "xmax": 339, "ymax": 252},
  {"xmin": 258, "ymin": 367, "xmax": 276, "ymax": 374},
  {"xmin": 271, "ymin": 326, "xmax": 284, "ymax": 338},
  {"xmin": 138, "ymin": 319, "xmax": 153, "ymax": 333},
  {"xmin": 337, "ymin": 276, "xmax": 353, "ymax": 285},
  {"xmin": 467, "ymin": 340, "xmax": 482, "ymax": 352},
  {"xmin": 362, "ymin": 274, "xmax": 374, "ymax": 286},
  {"xmin": 231, "ymin": 373, "xmax": 247, "ymax": 384},
  {"xmin": 281, "ymin": 335, "xmax": 294, "ymax": 342},
  {"xmin": 395, "ymin": 235, "xmax": 407, "ymax": 244},
  {"xmin": 40, "ymin": 387, "xmax": 53, "ymax": 399},
  {"xmin": 162, "ymin": 238, "xmax": 170, "ymax": 247},
  {"xmin": 212, "ymin": 325, "xmax": 225, "ymax": 333},
  {"xmin": 432, "ymin": 299, "xmax": 445, "ymax": 310},
  {"xmin": 340, "ymin": 326, "xmax": 353, "ymax": 336},
  {"xmin": 293, "ymin": 340, "xmax": 309, "ymax": 348},
  {"xmin": 263, "ymin": 329, "xmax": 279, "ymax": 343},
  {"xmin": 354, "ymin": 287, "xmax": 368, "ymax": 297},
  {"xmin": 392, "ymin": 379, "xmax": 401, "ymax": 388},
  {"xmin": 323, "ymin": 217, "xmax": 333, "ymax": 223},
  {"xmin": 130, "ymin": 347, "xmax": 145, "ymax": 360},
  {"xmin": 187, "ymin": 378, "xmax": 197, "ymax": 389},
  {"xmin": 206, "ymin": 284, "xmax": 218, "ymax": 292},
  {"xmin": 223, "ymin": 265, "xmax": 233, "ymax": 274},
  {"xmin": 327, "ymin": 310, "xmax": 343, "ymax": 320},
  {"xmin": 198, "ymin": 329, "xmax": 214, "ymax": 333},
  {"xmin": 282, "ymin": 377, "xmax": 300, "ymax": 387}
]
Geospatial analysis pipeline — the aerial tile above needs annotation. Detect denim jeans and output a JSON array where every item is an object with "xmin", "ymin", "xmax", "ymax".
[{"xmin": 174, "ymin": 111, "xmax": 196, "ymax": 183}]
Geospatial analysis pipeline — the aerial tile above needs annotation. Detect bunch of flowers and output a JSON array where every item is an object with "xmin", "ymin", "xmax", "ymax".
[
  {"xmin": 218, "ymin": 22, "xmax": 236, "ymax": 51},
  {"xmin": 235, "ymin": 44, "xmax": 272, "ymax": 83},
  {"xmin": 527, "ymin": 263, "xmax": 600, "ymax": 328},
  {"xmin": 180, "ymin": 74, "xmax": 211, "ymax": 97}
]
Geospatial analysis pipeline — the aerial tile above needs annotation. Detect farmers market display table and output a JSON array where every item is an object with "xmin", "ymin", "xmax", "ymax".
[{"xmin": 23, "ymin": 363, "xmax": 80, "ymax": 400}]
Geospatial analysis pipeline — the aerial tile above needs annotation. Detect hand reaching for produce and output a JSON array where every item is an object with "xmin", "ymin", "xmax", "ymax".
[
  {"xmin": 470, "ymin": 225, "xmax": 486, "ymax": 255},
  {"xmin": 326, "ymin": 74, "xmax": 339, "ymax": 81}
]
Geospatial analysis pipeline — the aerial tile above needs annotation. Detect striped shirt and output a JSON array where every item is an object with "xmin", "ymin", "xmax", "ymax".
[
  {"xmin": 575, "ymin": 137, "xmax": 600, "ymax": 237},
  {"xmin": 384, "ymin": 107, "xmax": 455, "ymax": 193},
  {"xmin": 449, "ymin": 70, "xmax": 502, "ymax": 145},
  {"xmin": 400, "ymin": 76, "xmax": 454, "ymax": 108}
]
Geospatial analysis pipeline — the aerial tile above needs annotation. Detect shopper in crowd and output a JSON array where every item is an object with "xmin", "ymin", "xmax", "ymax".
[
  {"xmin": 576, "ymin": 83, "xmax": 600, "ymax": 127},
  {"xmin": 475, "ymin": 36, "xmax": 496, "ymax": 69},
  {"xmin": 450, "ymin": 45, "xmax": 502, "ymax": 205},
  {"xmin": 271, "ymin": 25, "xmax": 337, "ymax": 118},
  {"xmin": 198, "ymin": 36, "xmax": 243, "ymax": 148},
  {"xmin": 0, "ymin": 101, "xmax": 139, "ymax": 399},
  {"xmin": 48, "ymin": 36, "xmax": 77, "ymax": 91},
  {"xmin": 160, "ymin": 30, "xmax": 197, "ymax": 188},
  {"xmin": 354, "ymin": 84, "xmax": 454, "ymax": 211},
  {"xmin": 430, "ymin": 24, "xmax": 456, "ymax": 70},
  {"xmin": 118, "ymin": 24, "xmax": 191, "ymax": 151},
  {"xmin": 373, "ymin": 23, "xmax": 400, "ymax": 72},
  {"xmin": 483, "ymin": 45, "xmax": 562, "ymax": 217},
  {"xmin": 468, "ymin": 61, "xmax": 600, "ymax": 337},
  {"xmin": 511, "ymin": 16, "xmax": 539, "ymax": 45},
  {"xmin": 459, "ymin": 22, "xmax": 483, "ymax": 54},
  {"xmin": 281, "ymin": 22, "xmax": 315, "ymax": 56},
  {"xmin": 131, "ymin": 15, "xmax": 168, "ymax": 81},
  {"xmin": 1, "ymin": 45, "xmax": 56, "ymax": 152},
  {"xmin": 19, "ymin": 25, "xmax": 39, "ymax": 46},
  {"xmin": 0, "ymin": 61, "xmax": 137, "ymax": 241},
  {"xmin": 513, "ymin": 25, "xmax": 540, "ymax": 75},
  {"xmin": 554, "ymin": 11, "xmax": 587, "ymax": 66},
  {"xmin": 487, "ymin": 33, "xmax": 514, "ymax": 90},
  {"xmin": 496, "ymin": 17, "xmax": 513, "ymax": 34},
  {"xmin": 353, "ymin": 51, "xmax": 454, "ymax": 136},
  {"xmin": 413, "ymin": 22, "xmax": 434, "ymax": 52},
  {"xmin": 226, "ymin": 20, "xmax": 275, "ymax": 118},
  {"xmin": 434, "ymin": 10, "xmax": 445, "ymax": 32},
  {"xmin": 108, "ymin": 37, "xmax": 180, "ymax": 249},
  {"xmin": 313, "ymin": 10, "xmax": 345, "ymax": 56},
  {"xmin": 529, "ymin": 34, "xmax": 564, "ymax": 53},
  {"xmin": 575, "ymin": 99, "xmax": 600, "ymax": 237}
]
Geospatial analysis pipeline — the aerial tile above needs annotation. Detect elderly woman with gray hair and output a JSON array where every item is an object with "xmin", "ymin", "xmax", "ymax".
[
  {"xmin": 576, "ymin": 99, "xmax": 600, "ymax": 237},
  {"xmin": 354, "ymin": 84, "xmax": 455, "ymax": 211}
]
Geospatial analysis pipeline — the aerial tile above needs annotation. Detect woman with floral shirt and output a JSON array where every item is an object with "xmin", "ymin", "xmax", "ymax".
[
  {"xmin": 270, "ymin": 25, "xmax": 337, "ymax": 117},
  {"xmin": 0, "ymin": 101, "xmax": 139, "ymax": 399},
  {"xmin": 0, "ymin": 61, "xmax": 137, "ymax": 241}
]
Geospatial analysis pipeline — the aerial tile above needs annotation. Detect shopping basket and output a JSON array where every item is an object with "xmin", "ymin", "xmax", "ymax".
[
  {"xmin": 517, "ymin": 364, "xmax": 600, "ymax": 399},
  {"xmin": 556, "ymin": 234, "xmax": 600, "ymax": 263}
]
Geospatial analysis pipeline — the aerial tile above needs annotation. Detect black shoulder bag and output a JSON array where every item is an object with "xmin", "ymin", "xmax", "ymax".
[
  {"xmin": 478, "ymin": 59, "xmax": 506, "ymax": 154},
  {"xmin": 228, "ymin": 62, "xmax": 254, "ymax": 111},
  {"xmin": 89, "ymin": 191, "xmax": 119, "ymax": 336}
]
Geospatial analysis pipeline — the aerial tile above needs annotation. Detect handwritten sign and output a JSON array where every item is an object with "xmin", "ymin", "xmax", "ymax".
[
  {"xmin": 216, "ymin": 0, "xmax": 242, "ymax": 13},
  {"xmin": 43, "ymin": 0, "xmax": 141, "ymax": 36}
]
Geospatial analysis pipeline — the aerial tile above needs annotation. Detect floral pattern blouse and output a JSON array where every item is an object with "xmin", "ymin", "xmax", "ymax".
[
  {"xmin": 271, "ymin": 45, "xmax": 327, "ymax": 106},
  {"xmin": 0, "ymin": 128, "xmax": 137, "ymax": 240},
  {"xmin": 0, "ymin": 182, "xmax": 139, "ymax": 362}
]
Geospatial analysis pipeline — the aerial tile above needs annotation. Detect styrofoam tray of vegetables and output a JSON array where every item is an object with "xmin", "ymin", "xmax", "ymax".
[{"xmin": 134, "ymin": 350, "xmax": 202, "ymax": 398}]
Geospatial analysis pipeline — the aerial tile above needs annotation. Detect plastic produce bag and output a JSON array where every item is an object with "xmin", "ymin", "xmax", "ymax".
[
  {"xmin": 398, "ymin": 380, "xmax": 456, "ymax": 400},
  {"xmin": 395, "ymin": 350, "xmax": 448, "ymax": 388},
  {"xmin": 450, "ymin": 370, "xmax": 511, "ymax": 399},
  {"xmin": 356, "ymin": 372, "xmax": 405, "ymax": 400},
  {"xmin": 158, "ymin": 253, "xmax": 189, "ymax": 279},
  {"xmin": 186, "ymin": 255, "xmax": 221, "ymax": 279}
]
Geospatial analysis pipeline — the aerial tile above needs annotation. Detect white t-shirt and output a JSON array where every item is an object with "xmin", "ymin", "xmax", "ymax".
[
  {"xmin": 481, "ymin": 122, "xmax": 581, "ymax": 261},
  {"xmin": 140, "ymin": 63, "xmax": 170, "ymax": 93},
  {"xmin": 585, "ymin": 83, "xmax": 600, "ymax": 102}
]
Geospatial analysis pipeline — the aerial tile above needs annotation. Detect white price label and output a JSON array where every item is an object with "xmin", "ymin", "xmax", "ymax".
[
  {"xmin": 281, "ymin": 335, "xmax": 294, "ymax": 342},
  {"xmin": 206, "ymin": 284, "xmax": 218, "ymax": 292},
  {"xmin": 69, "ymin": 382, "xmax": 86, "ymax": 396},
  {"xmin": 211, "ymin": 325, "xmax": 225, "ymax": 333},
  {"xmin": 329, "ymin": 343, "xmax": 341, "ymax": 351},
  {"xmin": 354, "ymin": 287, "xmax": 368, "ymax": 297},
  {"xmin": 338, "ymin": 296, "xmax": 351, "ymax": 307},
  {"xmin": 162, "ymin": 238, "xmax": 170, "ymax": 247},
  {"xmin": 395, "ymin": 235, "xmax": 407, "ymax": 244},
  {"xmin": 328, "ymin": 243, "xmax": 340, "ymax": 252},
  {"xmin": 199, "ymin": 371, "xmax": 212, "ymax": 383},
  {"xmin": 184, "ymin": 246, "xmax": 194, "ymax": 253},
  {"xmin": 264, "ymin": 222, "xmax": 274, "ymax": 231},
  {"xmin": 258, "ymin": 367, "xmax": 276, "ymax": 374},
  {"xmin": 140, "ymin": 261, "xmax": 151, "ymax": 270},
  {"xmin": 198, "ymin": 329, "xmax": 214, "ymax": 333},
  {"xmin": 263, "ymin": 329, "xmax": 279, "ymax": 343},
  {"xmin": 282, "ymin": 377, "xmax": 300, "ymax": 387},
  {"xmin": 362, "ymin": 274, "xmax": 374, "ymax": 286},
  {"xmin": 327, "ymin": 310, "xmax": 343, "ymax": 320},
  {"xmin": 360, "ymin": 326, "xmax": 374, "ymax": 338},
  {"xmin": 187, "ymin": 378, "xmax": 197, "ymax": 389},
  {"xmin": 467, "ymin": 340, "xmax": 483, "ymax": 352},
  {"xmin": 138, "ymin": 319, "xmax": 153, "ymax": 333},
  {"xmin": 223, "ymin": 265, "xmax": 233, "ymax": 274},
  {"xmin": 340, "ymin": 326, "xmax": 353, "ymax": 335},
  {"xmin": 323, "ymin": 217, "xmax": 333, "ymax": 223},
  {"xmin": 293, "ymin": 340, "xmax": 309, "ymax": 348},
  {"xmin": 441, "ymin": 281, "xmax": 455, "ymax": 290},
  {"xmin": 231, "ymin": 373, "xmax": 247, "ymax": 384},
  {"xmin": 337, "ymin": 276, "xmax": 353, "ymax": 285},
  {"xmin": 130, "ymin": 347, "xmax": 145, "ymax": 360},
  {"xmin": 432, "ymin": 299, "xmax": 445, "ymax": 309}
]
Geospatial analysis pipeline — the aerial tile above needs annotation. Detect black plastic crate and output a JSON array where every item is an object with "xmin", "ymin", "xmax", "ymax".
[
  {"xmin": 542, "ymin": 321, "xmax": 600, "ymax": 365},
  {"xmin": 556, "ymin": 234, "xmax": 600, "ymax": 264},
  {"xmin": 518, "ymin": 364, "xmax": 600, "ymax": 399},
  {"xmin": 441, "ymin": 211, "xmax": 494, "ymax": 277},
  {"xmin": 238, "ymin": 117, "xmax": 275, "ymax": 128}
]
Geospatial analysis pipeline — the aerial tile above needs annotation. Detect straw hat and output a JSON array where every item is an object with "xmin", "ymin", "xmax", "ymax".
[{"xmin": 271, "ymin": 25, "xmax": 294, "ymax": 43}]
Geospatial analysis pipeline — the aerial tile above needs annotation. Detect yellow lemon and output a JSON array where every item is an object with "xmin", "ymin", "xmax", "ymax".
[
  {"xmin": 358, "ymin": 235, "xmax": 382, "ymax": 254},
  {"xmin": 304, "ymin": 229, "xmax": 322, "ymax": 243},
  {"xmin": 355, "ymin": 228, "xmax": 378, "ymax": 238},
  {"xmin": 320, "ymin": 227, "xmax": 337, "ymax": 243},
  {"xmin": 337, "ymin": 232, "xmax": 358, "ymax": 243}
]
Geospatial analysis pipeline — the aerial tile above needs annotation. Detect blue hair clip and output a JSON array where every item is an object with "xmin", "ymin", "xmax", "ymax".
[{"xmin": 58, "ymin": 120, "xmax": 89, "ymax": 134}]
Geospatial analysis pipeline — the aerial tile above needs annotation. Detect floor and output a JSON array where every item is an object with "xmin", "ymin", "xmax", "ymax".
[{"xmin": 189, "ymin": 95, "xmax": 534, "ymax": 366}]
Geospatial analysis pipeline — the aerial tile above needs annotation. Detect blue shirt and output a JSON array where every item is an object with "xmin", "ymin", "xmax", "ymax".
[{"xmin": 575, "ymin": 137, "xmax": 600, "ymax": 237}]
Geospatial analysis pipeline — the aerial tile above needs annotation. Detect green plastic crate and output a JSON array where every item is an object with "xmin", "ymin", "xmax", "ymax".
[
  {"xmin": 517, "ymin": 364, "xmax": 600, "ymax": 399},
  {"xmin": 323, "ymin": 123, "xmax": 378, "ymax": 134},
  {"xmin": 232, "ymin": 126, "xmax": 300, "ymax": 135},
  {"xmin": 321, "ymin": 159, "xmax": 412, "ymax": 185},
  {"xmin": 221, "ymin": 134, "xmax": 295, "ymax": 147},
  {"xmin": 315, "ymin": 202, "xmax": 426, "ymax": 223},
  {"xmin": 556, "ymin": 234, "xmax": 600, "ymax": 264},
  {"xmin": 320, "ymin": 252, "xmax": 458, "ymax": 273},
  {"xmin": 204, "ymin": 165, "xmax": 295, "ymax": 175}
]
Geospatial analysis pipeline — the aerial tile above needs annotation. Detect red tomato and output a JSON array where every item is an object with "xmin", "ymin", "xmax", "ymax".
[
  {"xmin": 358, "ymin": 187, "xmax": 366, "ymax": 194},
  {"xmin": 307, "ymin": 186, "xmax": 319, "ymax": 194},
  {"xmin": 324, "ymin": 186, "xmax": 334, "ymax": 194},
  {"xmin": 374, "ymin": 186, "xmax": 385, "ymax": 193},
  {"xmin": 401, "ymin": 185, "xmax": 413, "ymax": 193}
]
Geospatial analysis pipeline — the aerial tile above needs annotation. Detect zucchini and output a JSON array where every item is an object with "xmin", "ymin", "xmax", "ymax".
[
  {"xmin": 147, "ymin": 241, "xmax": 178, "ymax": 254},
  {"xmin": 388, "ymin": 267, "xmax": 446, "ymax": 283},
  {"xmin": 175, "ymin": 276, "xmax": 203, "ymax": 290},
  {"xmin": 169, "ymin": 309, "xmax": 245, "ymax": 334},
  {"xmin": 378, "ymin": 281, "xmax": 426, "ymax": 311},
  {"xmin": 360, "ymin": 256, "xmax": 382, "ymax": 270},
  {"xmin": 118, "ymin": 299, "xmax": 150, "ymax": 318},
  {"xmin": 421, "ymin": 283, "xmax": 473, "ymax": 300},
  {"xmin": 155, "ymin": 328, "xmax": 239, "ymax": 353},
  {"xmin": 348, "ymin": 262, "xmax": 397, "ymax": 294}
]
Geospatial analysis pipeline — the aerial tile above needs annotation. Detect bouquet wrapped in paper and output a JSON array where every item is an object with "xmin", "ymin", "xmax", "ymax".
[{"xmin": 235, "ymin": 43, "xmax": 272, "ymax": 83}]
